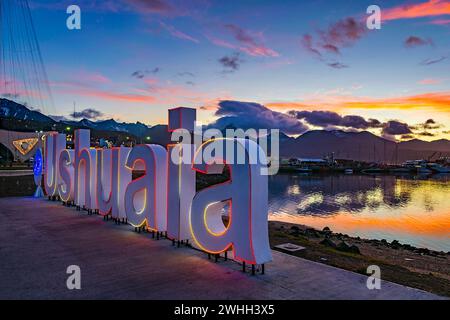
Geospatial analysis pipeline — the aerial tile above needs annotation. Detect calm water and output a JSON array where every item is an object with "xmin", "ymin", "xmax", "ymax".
[{"xmin": 268, "ymin": 174, "xmax": 450, "ymax": 252}]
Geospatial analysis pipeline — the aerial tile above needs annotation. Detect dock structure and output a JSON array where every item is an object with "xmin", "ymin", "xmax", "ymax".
[{"xmin": 0, "ymin": 197, "xmax": 444, "ymax": 300}]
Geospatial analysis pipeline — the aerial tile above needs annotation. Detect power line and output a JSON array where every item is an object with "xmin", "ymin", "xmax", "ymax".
[{"xmin": 0, "ymin": 0, "xmax": 54, "ymax": 115}]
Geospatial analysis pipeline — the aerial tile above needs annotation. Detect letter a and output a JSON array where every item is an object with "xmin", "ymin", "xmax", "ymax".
[{"xmin": 190, "ymin": 138, "xmax": 272, "ymax": 265}]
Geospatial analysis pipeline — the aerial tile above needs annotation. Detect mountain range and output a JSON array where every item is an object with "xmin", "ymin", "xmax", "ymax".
[
  {"xmin": 278, "ymin": 130, "xmax": 450, "ymax": 163},
  {"xmin": 0, "ymin": 98, "xmax": 166, "ymax": 140},
  {"xmin": 1, "ymin": 98, "xmax": 449, "ymax": 163}
]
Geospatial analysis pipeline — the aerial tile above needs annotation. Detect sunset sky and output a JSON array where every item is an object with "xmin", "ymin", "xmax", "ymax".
[{"xmin": 5, "ymin": 0, "xmax": 450, "ymax": 140}]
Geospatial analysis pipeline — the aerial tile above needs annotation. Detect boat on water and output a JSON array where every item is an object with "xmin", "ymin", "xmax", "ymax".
[
  {"xmin": 428, "ymin": 163, "xmax": 450, "ymax": 173},
  {"xmin": 403, "ymin": 160, "xmax": 434, "ymax": 175},
  {"xmin": 344, "ymin": 169, "xmax": 353, "ymax": 174},
  {"xmin": 402, "ymin": 160, "xmax": 450, "ymax": 174}
]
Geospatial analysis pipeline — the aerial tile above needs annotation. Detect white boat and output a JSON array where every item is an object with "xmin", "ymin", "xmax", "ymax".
[{"xmin": 344, "ymin": 169, "xmax": 353, "ymax": 174}]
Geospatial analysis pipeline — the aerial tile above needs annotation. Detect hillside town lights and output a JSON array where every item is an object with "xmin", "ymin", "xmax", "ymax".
[{"xmin": 38, "ymin": 108, "xmax": 272, "ymax": 267}]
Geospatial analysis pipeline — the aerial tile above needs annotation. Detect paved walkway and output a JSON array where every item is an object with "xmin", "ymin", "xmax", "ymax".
[{"xmin": 0, "ymin": 197, "xmax": 444, "ymax": 300}]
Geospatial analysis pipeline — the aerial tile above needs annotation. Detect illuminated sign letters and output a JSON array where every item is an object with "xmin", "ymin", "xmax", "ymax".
[
  {"xmin": 40, "ymin": 108, "xmax": 272, "ymax": 266},
  {"xmin": 96, "ymin": 147, "xmax": 131, "ymax": 219},
  {"xmin": 124, "ymin": 144, "xmax": 167, "ymax": 230}
]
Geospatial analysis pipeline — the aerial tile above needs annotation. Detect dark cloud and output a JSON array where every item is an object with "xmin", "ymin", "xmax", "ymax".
[
  {"xmin": 177, "ymin": 72, "xmax": 195, "ymax": 77},
  {"xmin": 209, "ymin": 100, "xmax": 309, "ymax": 135},
  {"xmin": 131, "ymin": 71, "xmax": 145, "ymax": 79},
  {"xmin": 289, "ymin": 110, "xmax": 381, "ymax": 130},
  {"xmin": 401, "ymin": 134, "xmax": 415, "ymax": 140},
  {"xmin": 327, "ymin": 62, "xmax": 348, "ymax": 69},
  {"xmin": 411, "ymin": 119, "xmax": 442, "ymax": 131},
  {"xmin": 341, "ymin": 116, "xmax": 377, "ymax": 129},
  {"xmin": 185, "ymin": 81, "xmax": 195, "ymax": 86},
  {"xmin": 319, "ymin": 17, "xmax": 366, "ymax": 48},
  {"xmin": 301, "ymin": 34, "xmax": 322, "ymax": 58},
  {"xmin": 71, "ymin": 108, "xmax": 104, "ymax": 120},
  {"xmin": 225, "ymin": 24, "xmax": 255, "ymax": 45},
  {"xmin": 301, "ymin": 36, "xmax": 347, "ymax": 69},
  {"xmin": 131, "ymin": 67, "xmax": 160, "ymax": 79},
  {"xmin": 301, "ymin": 17, "xmax": 365, "ymax": 69},
  {"xmin": 424, "ymin": 119, "xmax": 442, "ymax": 129},
  {"xmin": 289, "ymin": 111, "xmax": 418, "ymax": 137},
  {"xmin": 289, "ymin": 110, "xmax": 341, "ymax": 127},
  {"xmin": 382, "ymin": 120, "xmax": 412, "ymax": 135},
  {"xmin": 417, "ymin": 131, "xmax": 436, "ymax": 137},
  {"xmin": 404, "ymin": 36, "xmax": 433, "ymax": 48},
  {"xmin": 420, "ymin": 56, "xmax": 447, "ymax": 66},
  {"xmin": 367, "ymin": 118, "xmax": 383, "ymax": 128},
  {"xmin": 223, "ymin": 24, "xmax": 279, "ymax": 57},
  {"xmin": 322, "ymin": 44, "xmax": 340, "ymax": 54},
  {"xmin": 126, "ymin": 0, "xmax": 175, "ymax": 15},
  {"xmin": 218, "ymin": 53, "xmax": 243, "ymax": 73}
]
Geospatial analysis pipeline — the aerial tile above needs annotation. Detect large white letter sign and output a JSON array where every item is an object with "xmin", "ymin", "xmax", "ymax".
[
  {"xmin": 44, "ymin": 133, "xmax": 66, "ymax": 197},
  {"xmin": 168, "ymin": 107, "xmax": 196, "ymax": 133},
  {"xmin": 58, "ymin": 149, "xmax": 75, "ymax": 202},
  {"xmin": 96, "ymin": 147, "xmax": 131, "ymax": 219},
  {"xmin": 167, "ymin": 144, "xmax": 196, "ymax": 242},
  {"xmin": 74, "ymin": 129, "xmax": 97, "ymax": 209},
  {"xmin": 190, "ymin": 138, "xmax": 272, "ymax": 265},
  {"xmin": 124, "ymin": 145, "xmax": 167, "ymax": 230},
  {"xmin": 167, "ymin": 106, "xmax": 197, "ymax": 242}
]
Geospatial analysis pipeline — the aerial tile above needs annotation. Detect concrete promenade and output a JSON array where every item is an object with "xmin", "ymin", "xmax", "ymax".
[{"xmin": 0, "ymin": 197, "xmax": 444, "ymax": 300}]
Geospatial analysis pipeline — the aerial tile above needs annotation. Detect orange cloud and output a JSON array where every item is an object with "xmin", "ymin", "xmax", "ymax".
[
  {"xmin": 345, "ymin": 92, "xmax": 450, "ymax": 112},
  {"xmin": 76, "ymin": 71, "xmax": 111, "ymax": 84},
  {"xmin": 266, "ymin": 91, "xmax": 450, "ymax": 113},
  {"xmin": 64, "ymin": 87, "xmax": 156, "ymax": 103},
  {"xmin": 383, "ymin": 0, "xmax": 450, "ymax": 21}
]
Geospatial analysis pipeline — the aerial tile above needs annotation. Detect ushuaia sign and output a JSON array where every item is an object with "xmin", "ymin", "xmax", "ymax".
[{"xmin": 38, "ymin": 107, "xmax": 272, "ymax": 270}]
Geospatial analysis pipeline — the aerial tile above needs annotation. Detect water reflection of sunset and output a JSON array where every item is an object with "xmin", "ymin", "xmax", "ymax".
[{"xmin": 269, "ymin": 174, "xmax": 450, "ymax": 251}]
